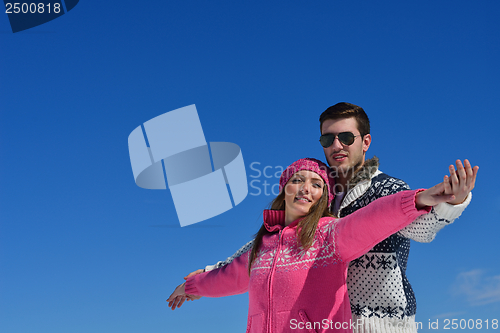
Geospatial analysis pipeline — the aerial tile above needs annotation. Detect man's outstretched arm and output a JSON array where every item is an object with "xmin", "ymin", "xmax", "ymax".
[
  {"xmin": 398, "ymin": 159, "xmax": 478, "ymax": 242},
  {"xmin": 203, "ymin": 240, "xmax": 254, "ymax": 271}
]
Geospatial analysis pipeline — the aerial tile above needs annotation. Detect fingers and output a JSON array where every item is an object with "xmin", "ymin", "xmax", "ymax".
[
  {"xmin": 177, "ymin": 296, "xmax": 186, "ymax": 309},
  {"xmin": 442, "ymin": 194, "xmax": 456, "ymax": 204},
  {"xmin": 443, "ymin": 175, "xmax": 452, "ymax": 195},
  {"xmin": 184, "ymin": 269, "xmax": 204, "ymax": 280},
  {"xmin": 186, "ymin": 294, "xmax": 202, "ymax": 301},
  {"xmin": 167, "ymin": 294, "xmax": 200, "ymax": 310},
  {"xmin": 167, "ymin": 297, "xmax": 175, "ymax": 308},
  {"xmin": 415, "ymin": 183, "xmax": 455, "ymax": 209},
  {"xmin": 168, "ymin": 298, "xmax": 175, "ymax": 309},
  {"xmin": 463, "ymin": 159, "xmax": 472, "ymax": 187},
  {"xmin": 430, "ymin": 181, "xmax": 455, "ymax": 203},
  {"xmin": 471, "ymin": 165, "xmax": 479, "ymax": 188},
  {"xmin": 168, "ymin": 296, "xmax": 186, "ymax": 310},
  {"xmin": 167, "ymin": 294, "xmax": 178, "ymax": 308},
  {"xmin": 166, "ymin": 292, "xmax": 176, "ymax": 303},
  {"xmin": 185, "ymin": 294, "xmax": 198, "ymax": 301},
  {"xmin": 463, "ymin": 159, "xmax": 479, "ymax": 189},
  {"xmin": 444, "ymin": 159, "xmax": 478, "ymax": 204},
  {"xmin": 455, "ymin": 159, "xmax": 467, "ymax": 186},
  {"xmin": 450, "ymin": 159, "xmax": 479, "ymax": 192},
  {"xmin": 165, "ymin": 281, "xmax": 202, "ymax": 310},
  {"xmin": 449, "ymin": 163, "xmax": 459, "ymax": 190},
  {"xmin": 429, "ymin": 181, "xmax": 445, "ymax": 195},
  {"xmin": 166, "ymin": 282, "xmax": 187, "ymax": 310}
]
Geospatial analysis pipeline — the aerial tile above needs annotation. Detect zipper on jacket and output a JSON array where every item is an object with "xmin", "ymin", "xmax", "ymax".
[{"xmin": 267, "ymin": 229, "xmax": 283, "ymax": 333}]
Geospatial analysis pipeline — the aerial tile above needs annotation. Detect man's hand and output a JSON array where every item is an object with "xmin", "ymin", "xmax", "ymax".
[
  {"xmin": 415, "ymin": 159, "xmax": 479, "ymax": 209},
  {"xmin": 182, "ymin": 269, "xmax": 205, "ymax": 301},
  {"xmin": 185, "ymin": 269, "xmax": 205, "ymax": 279},
  {"xmin": 445, "ymin": 159, "xmax": 479, "ymax": 205},
  {"xmin": 166, "ymin": 282, "xmax": 187, "ymax": 310},
  {"xmin": 166, "ymin": 269, "xmax": 207, "ymax": 310}
]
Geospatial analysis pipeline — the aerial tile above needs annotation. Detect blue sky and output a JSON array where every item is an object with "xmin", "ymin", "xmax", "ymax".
[{"xmin": 1, "ymin": 1, "xmax": 499, "ymax": 332}]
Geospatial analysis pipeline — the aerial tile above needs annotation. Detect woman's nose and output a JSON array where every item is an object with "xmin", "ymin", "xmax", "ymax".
[{"xmin": 300, "ymin": 181, "xmax": 311, "ymax": 193}]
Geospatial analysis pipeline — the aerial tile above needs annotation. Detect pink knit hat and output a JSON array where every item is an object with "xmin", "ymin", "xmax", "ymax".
[{"xmin": 279, "ymin": 158, "xmax": 334, "ymax": 205}]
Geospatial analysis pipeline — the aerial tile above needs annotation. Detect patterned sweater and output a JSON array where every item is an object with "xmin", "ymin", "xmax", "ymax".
[
  {"xmin": 187, "ymin": 191, "xmax": 430, "ymax": 333},
  {"xmin": 206, "ymin": 157, "xmax": 472, "ymax": 333}
]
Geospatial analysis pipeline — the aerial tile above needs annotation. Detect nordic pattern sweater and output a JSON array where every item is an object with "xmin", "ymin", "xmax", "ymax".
[
  {"xmin": 340, "ymin": 167, "xmax": 470, "ymax": 333},
  {"xmin": 185, "ymin": 190, "xmax": 430, "ymax": 333}
]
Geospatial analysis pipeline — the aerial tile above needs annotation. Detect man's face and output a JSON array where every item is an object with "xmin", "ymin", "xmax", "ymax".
[{"xmin": 321, "ymin": 117, "xmax": 371, "ymax": 177}]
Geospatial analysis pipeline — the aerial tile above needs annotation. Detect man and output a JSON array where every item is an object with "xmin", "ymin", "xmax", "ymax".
[{"xmin": 172, "ymin": 102, "xmax": 478, "ymax": 333}]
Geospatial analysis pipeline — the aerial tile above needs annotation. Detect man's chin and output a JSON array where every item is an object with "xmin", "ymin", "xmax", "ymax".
[
  {"xmin": 328, "ymin": 163, "xmax": 354, "ymax": 177},
  {"xmin": 327, "ymin": 159, "xmax": 346, "ymax": 168}
]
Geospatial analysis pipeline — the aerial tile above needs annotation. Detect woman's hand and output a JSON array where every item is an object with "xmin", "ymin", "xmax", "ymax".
[{"xmin": 415, "ymin": 182, "xmax": 454, "ymax": 209}]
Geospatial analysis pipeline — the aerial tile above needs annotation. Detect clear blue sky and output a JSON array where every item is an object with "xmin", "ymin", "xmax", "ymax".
[{"xmin": 1, "ymin": 1, "xmax": 499, "ymax": 332}]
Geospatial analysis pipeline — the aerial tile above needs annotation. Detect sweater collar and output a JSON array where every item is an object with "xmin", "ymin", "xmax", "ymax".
[
  {"xmin": 346, "ymin": 156, "xmax": 379, "ymax": 190},
  {"xmin": 263, "ymin": 210, "xmax": 302, "ymax": 232}
]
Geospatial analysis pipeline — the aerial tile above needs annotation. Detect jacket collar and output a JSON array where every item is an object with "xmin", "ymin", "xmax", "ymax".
[
  {"xmin": 338, "ymin": 156, "xmax": 381, "ymax": 214},
  {"xmin": 263, "ymin": 210, "xmax": 302, "ymax": 232},
  {"xmin": 346, "ymin": 156, "xmax": 380, "ymax": 190}
]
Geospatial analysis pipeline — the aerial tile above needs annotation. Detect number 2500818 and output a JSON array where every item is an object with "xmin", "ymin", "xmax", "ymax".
[
  {"xmin": 443, "ymin": 319, "xmax": 498, "ymax": 330},
  {"xmin": 5, "ymin": 3, "xmax": 61, "ymax": 14}
]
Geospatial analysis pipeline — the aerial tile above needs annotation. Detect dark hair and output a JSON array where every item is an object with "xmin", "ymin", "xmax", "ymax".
[
  {"xmin": 319, "ymin": 102, "xmax": 370, "ymax": 137},
  {"xmin": 248, "ymin": 184, "xmax": 332, "ymax": 275}
]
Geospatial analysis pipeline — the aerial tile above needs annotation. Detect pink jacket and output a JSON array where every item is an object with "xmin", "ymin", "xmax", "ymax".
[{"xmin": 185, "ymin": 190, "xmax": 430, "ymax": 333}]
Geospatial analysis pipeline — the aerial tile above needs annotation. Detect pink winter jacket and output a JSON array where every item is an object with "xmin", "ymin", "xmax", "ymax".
[{"xmin": 185, "ymin": 190, "xmax": 430, "ymax": 333}]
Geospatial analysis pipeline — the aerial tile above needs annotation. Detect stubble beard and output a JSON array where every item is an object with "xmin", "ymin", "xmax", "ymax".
[{"xmin": 329, "ymin": 158, "xmax": 365, "ymax": 194}]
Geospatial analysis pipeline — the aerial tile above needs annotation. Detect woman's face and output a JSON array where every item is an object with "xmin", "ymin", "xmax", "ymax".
[{"xmin": 284, "ymin": 170, "xmax": 325, "ymax": 225}]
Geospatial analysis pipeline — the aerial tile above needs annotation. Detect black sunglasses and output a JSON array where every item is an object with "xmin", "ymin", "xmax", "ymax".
[{"xmin": 319, "ymin": 132, "xmax": 360, "ymax": 148}]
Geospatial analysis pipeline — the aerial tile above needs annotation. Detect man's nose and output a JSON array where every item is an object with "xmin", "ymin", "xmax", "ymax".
[{"xmin": 331, "ymin": 136, "xmax": 344, "ymax": 150}]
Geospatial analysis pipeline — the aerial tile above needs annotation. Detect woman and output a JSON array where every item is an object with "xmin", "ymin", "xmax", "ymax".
[{"xmin": 167, "ymin": 158, "xmax": 455, "ymax": 333}]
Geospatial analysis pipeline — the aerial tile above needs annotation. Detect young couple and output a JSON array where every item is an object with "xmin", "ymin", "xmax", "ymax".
[{"xmin": 167, "ymin": 102, "xmax": 478, "ymax": 333}]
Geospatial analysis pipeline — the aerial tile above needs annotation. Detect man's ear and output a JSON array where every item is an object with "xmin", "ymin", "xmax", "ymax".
[{"xmin": 362, "ymin": 134, "xmax": 372, "ymax": 153}]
